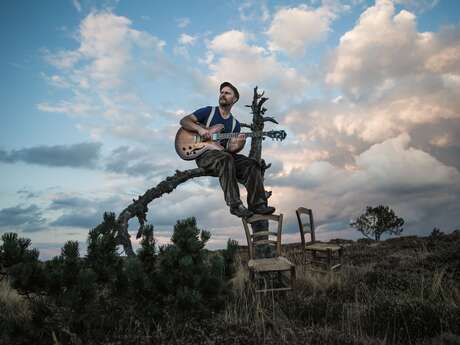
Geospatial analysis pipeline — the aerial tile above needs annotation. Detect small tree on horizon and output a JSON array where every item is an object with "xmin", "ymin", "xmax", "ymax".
[{"xmin": 351, "ymin": 205, "xmax": 404, "ymax": 241}]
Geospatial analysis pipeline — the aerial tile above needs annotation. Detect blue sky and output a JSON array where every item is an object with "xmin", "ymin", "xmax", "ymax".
[{"xmin": 1, "ymin": 0, "xmax": 460, "ymax": 258}]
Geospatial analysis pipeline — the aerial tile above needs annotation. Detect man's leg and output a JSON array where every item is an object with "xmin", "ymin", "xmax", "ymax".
[
  {"xmin": 233, "ymin": 154, "xmax": 276, "ymax": 258},
  {"xmin": 233, "ymin": 154, "xmax": 274, "ymax": 213},
  {"xmin": 196, "ymin": 150, "xmax": 253, "ymax": 217}
]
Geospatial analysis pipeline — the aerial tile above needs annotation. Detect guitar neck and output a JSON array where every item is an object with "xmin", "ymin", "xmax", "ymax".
[{"xmin": 214, "ymin": 131, "xmax": 267, "ymax": 140}]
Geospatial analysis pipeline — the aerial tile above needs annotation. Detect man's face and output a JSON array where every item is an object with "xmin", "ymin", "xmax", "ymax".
[{"xmin": 219, "ymin": 86, "xmax": 236, "ymax": 106}]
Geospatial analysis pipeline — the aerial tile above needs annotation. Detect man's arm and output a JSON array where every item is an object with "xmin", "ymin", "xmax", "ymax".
[
  {"xmin": 180, "ymin": 114, "xmax": 201, "ymax": 132},
  {"xmin": 180, "ymin": 114, "xmax": 211, "ymax": 139}
]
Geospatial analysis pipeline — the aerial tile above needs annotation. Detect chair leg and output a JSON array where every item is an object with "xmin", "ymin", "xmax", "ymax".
[{"xmin": 290, "ymin": 266, "xmax": 296, "ymax": 289}]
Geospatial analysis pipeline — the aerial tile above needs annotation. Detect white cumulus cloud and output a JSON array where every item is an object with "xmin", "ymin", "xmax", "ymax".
[
  {"xmin": 267, "ymin": 3, "xmax": 343, "ymax": 57},
  {"xmin": 178, "ymin": 33, "xmax": 197, "ymax": 45}
]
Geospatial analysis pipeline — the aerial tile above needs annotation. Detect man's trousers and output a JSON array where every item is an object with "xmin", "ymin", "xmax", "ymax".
[{"xmin": 195, "ymin": 150, "xmax": 267, "ymax": 209}]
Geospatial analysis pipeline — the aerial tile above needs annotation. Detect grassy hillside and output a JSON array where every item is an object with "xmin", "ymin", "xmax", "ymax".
[{"xmin": 1, "ymin": 228, "xmax": 459, "ymax": 345}]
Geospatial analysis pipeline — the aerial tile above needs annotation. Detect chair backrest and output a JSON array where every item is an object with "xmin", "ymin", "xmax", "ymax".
[
  {"xmin": 295, "ymin": 207, "xmax": 316, "ymax": 246},
  {"xmin": 241, "ymin": 214, "xmax": 283, "ymax": 260}
]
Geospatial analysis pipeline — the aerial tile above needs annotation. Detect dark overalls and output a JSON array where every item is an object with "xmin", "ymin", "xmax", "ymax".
[{"xmin": 195, "ymin": 150, "xmax": 268, "ymax": 210}]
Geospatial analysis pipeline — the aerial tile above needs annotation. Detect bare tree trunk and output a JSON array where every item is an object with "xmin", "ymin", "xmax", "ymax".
[{"xmin": 241, "ymin": 87, "xmax": 278, "ymax": 258}]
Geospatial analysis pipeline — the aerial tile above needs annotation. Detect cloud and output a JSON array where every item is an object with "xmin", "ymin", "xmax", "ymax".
[
  {"xmin": 39, "ymin": 11, "xmax": 173, "ymax": 143},
  {"xmin": 206, "ymin": 30, "xmax": 308, "ymax": 102},
  {"xmin": 75, "ymin": 11, "xmax": 166, "ymax": 89},
  {"xmin": 50, "ymin": 212, "xmax": 100, "ymax": 228},
  {"xmin": 394, "ymin": 0, "xmax": 439, "ymax": 13},
  {"xmin": 72, "ymin": 0, "xmax": 82, "ymax": 12},
  {"xmin": 48, "ymin": 196, "xmax": 91, "ymax": 210},
  {"xmin": 238, "ymin": 0, "xmax": 270, "ymax": 22},
  {"xmin": 17, "ymin": 188, "xmax": 40, "ymax": 199},
  {"xmin": 178, "ymin": 33, "xmax": 196, "ymax": 45},
  {"xmin": 271, "ymin": 161, "xmax": 338, "ymax": 189},
  {"xmin": 46, "ymin": 193, "xmax": 128, "ymax": 229},
  {"xmin": 430, "ymin": 133, "xmax": 457, "ymax": 148},
  {"xmin": 42, "ymin": 48, "xmax": 81, "ymax": 70},
  {"xmin": 425, "ymin": 44, "xmax": 460, "ymax": 74},
  {"xmin": 104, "ymin": 145, "xmax": 171, "ymax": 178},
  {"xmin": 0, "ymin": 204, "xmax": 47, "ymax": 232},
  {"xmin": 275, "ymin": 0, "xmax": 460, "ymax": 160},
  {"xmin": 326, "ymin": 0, "xmax": 460, "ymax": 99},
  {"xmin": 266, "ymin": 4, "xmax": 339, "ymax": 57},
  {"xmin": 352, "ymin": 133, "xmax": 460, "ymax": 192},
  {"xmin": 265, "ymin": 133, "xmax": 460, "ymax": 237},
  {"xmin": 174, "ymin": 33, "xmax": 198, "ymax": 59},
  {"xmin": 37, "ymin": 99, "xmax": 97, "ymax": 116},
  {"xmin": 41, "ymin": 73, "xmax": 71, "ymax": 88},
  {"xmin": 176, "ymin": 17, "xmax": 191, "ymax": 28},
  {"xmin": 274, "ymin": 111, "xmax": 460, "ymax": 191},
  {"xmin": 0, "ymin": 142, "xmax": 102, "ymax": 168}
]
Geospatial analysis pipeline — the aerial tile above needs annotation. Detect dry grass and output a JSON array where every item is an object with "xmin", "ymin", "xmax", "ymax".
[
  {"xmin": 0, "ymin": 278, "xmax": 31, "ymax": 331},
  {"xmin": 219, "ymin": 233, "xmax": 460, "ymax": 344},
  {"xmin": 2, "ymin": 232, "xmax": 460, "ymax": 345}
]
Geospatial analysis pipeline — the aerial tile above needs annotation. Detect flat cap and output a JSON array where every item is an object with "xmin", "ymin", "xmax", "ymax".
[{"xmin": 220, "ymin": 81, "xmax": 239, "ymax": 102}]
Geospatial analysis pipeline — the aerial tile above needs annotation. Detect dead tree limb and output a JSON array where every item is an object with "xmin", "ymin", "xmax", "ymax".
[
  {"xmin": 116, "ymin": 168, "xmax": 208, "ymax": 256},
  {"xmin": 246, "ymin": 87, "xmax": 275, "ymax": 252}
]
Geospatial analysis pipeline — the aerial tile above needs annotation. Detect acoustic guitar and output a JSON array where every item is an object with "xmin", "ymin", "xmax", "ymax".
[{"xmin": 175, "ymin": 124, "xmax": 287, "ymax": 160}]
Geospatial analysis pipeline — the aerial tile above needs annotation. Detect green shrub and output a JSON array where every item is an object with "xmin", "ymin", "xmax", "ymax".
[
  {"xmin": 157, "ymin": 217, "xmax": 230, "ymax": 315},
  {"xmin": 0, "ymin": 215, "xmax": 238, "ymax": 344}
]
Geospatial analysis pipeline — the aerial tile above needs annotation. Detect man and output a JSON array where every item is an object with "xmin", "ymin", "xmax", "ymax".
[{"xmin": 179, "ymin": 82, "xmax": 275, "ymax": 218}]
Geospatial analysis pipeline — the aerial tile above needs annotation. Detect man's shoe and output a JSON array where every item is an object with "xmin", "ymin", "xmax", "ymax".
[
  {"xmin": 230, "ymin": 204, "xmax": 254, "ymax": 218},
  {"xmin": 252, "ymin": 205, "xmax": 276, "ymax": 215}
]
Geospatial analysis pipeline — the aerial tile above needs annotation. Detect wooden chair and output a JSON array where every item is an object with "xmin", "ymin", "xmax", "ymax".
[
  {"xmin": 242, "ymin": 214, "xmax": 296, "ymax": 292},
  {"xmin": 295, "ymin": 207, "xmax": 343, "ymax": 270}
]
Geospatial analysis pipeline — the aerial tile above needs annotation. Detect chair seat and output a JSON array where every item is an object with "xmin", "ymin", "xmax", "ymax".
[
  {"xmin": 305, "ymin": 243, "xmax": 342, "ymax": 252},
  {"xmin": 248, "ymin": 256, "xmax": 294, "ymax": 272}
]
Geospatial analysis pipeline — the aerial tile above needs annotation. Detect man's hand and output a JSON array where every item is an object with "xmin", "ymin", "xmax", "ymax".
[
  {"xmin": 236, "ymin": 133, "xmax": 246, "ymax": 144},
  {"xmin": 227, "ymin": 133, "xmax": 246, "ymax": 153},
  {"xmin": 197, "ymin": 127, "xmax": 212, "ymax": 140}
]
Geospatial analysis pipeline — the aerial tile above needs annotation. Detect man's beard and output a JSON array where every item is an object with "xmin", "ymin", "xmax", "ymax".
[{"xmin": 219, "ymin": 97, "xmax": 231, "ymax": 106}]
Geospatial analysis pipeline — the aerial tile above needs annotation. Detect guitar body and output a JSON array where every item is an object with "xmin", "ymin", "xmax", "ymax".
[{"xmin": 175, "ymin": 124, "xmax": 225, "ymax": 160}]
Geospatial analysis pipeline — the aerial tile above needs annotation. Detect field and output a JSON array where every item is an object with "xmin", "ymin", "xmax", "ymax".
[{"xmin": 1, "ymin": 227, "xmax": 460, "ymax": 345}]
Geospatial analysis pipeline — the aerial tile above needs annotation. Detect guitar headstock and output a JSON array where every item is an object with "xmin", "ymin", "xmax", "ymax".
[{"xmin": 266, "ymin": 130, "xmax": 287, "ymax": 141}]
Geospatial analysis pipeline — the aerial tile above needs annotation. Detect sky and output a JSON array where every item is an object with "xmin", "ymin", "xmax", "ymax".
[{"xmin": 1, "ymin": 0, "xmax": 459, "ymax": 259}]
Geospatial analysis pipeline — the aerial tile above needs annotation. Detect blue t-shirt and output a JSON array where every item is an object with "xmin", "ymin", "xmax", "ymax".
[{"xmin": 193, "ymin": 106, "xmax": 241, "ymax": 148}]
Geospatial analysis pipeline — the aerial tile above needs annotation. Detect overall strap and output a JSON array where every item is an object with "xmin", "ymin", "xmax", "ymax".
[
  {"xmin": 205, "ymin": 106, "xmax": 216, "ymax": 128},
  {"xmin": 226, "ymin": 114, "xmax": 238, "ymax": 150}
]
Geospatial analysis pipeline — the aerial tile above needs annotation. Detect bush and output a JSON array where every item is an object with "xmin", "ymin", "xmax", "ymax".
[
  {"xmin": 157, "ymin": 217, "xmax": 230, "ymax": 315},
  {"xmin": 0, "ymin": 216, "xmax": 238, "ymax": 344}
]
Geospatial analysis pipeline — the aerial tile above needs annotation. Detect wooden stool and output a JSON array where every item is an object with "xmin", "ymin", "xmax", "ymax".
[{"xmin": 242, "ymin": 214, "xmax": 296, "ymax": 292}]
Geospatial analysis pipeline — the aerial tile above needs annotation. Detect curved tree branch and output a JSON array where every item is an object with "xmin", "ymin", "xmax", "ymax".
[
  {"xmin": 116, "ymin": 167, "xmax": 209, "ymax": 256},
  {"xmin": 262, "ymin": 116, "xmax": 279, "ymax": 124}
]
